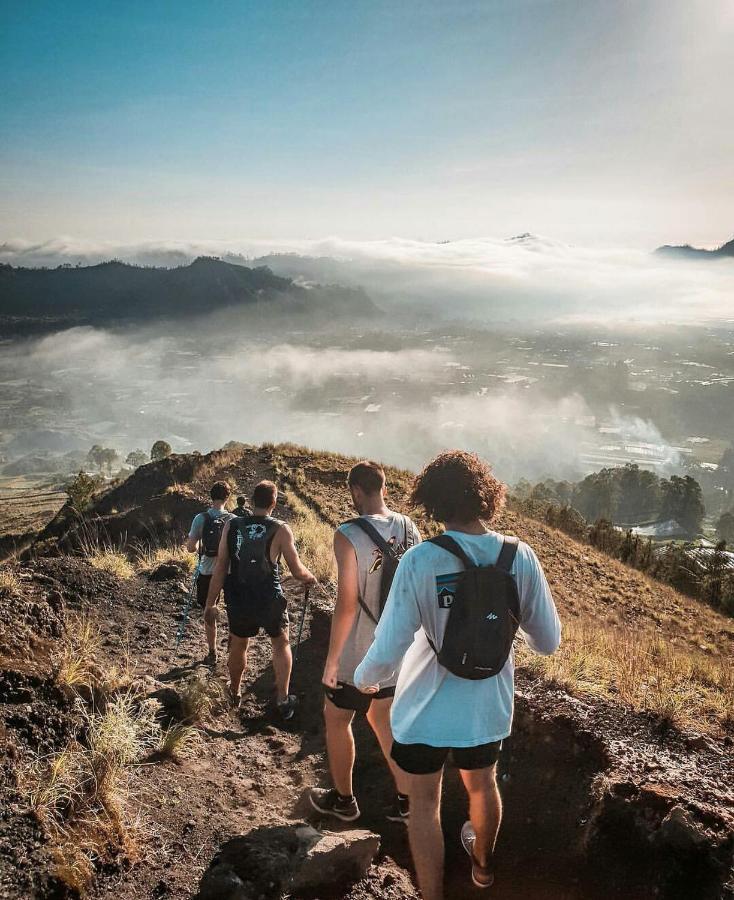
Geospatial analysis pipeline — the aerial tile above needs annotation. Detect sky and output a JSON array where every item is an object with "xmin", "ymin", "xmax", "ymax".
[{"xmin": 1, "ymin": 0, "xmax": 732, "ymax": 249}]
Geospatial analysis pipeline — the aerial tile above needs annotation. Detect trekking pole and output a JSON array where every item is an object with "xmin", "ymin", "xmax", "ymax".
[
  {"xmin": 175, "ymin": 559, "xmax": 201, "ymax": 647},
  {"xmin": 292, "ymin": 586, "xmax": 311, "ymax": 669}
]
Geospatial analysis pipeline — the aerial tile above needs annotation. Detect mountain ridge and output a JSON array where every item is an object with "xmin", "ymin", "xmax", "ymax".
[
  {"xmin": 655, "ymin": 235, "xmax": 734, "ymax": 260},
  {"xmin": 0, "ymin": 256, "xmax": 378, "ymax": 325}
]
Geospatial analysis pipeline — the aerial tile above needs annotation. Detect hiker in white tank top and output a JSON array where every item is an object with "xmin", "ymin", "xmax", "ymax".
[{"xmin": 309, "ymin": 461, "xmax": 421, "ymax": 825}]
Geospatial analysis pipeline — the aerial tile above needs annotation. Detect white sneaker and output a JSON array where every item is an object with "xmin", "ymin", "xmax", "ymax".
[{"xmin": 461, "ymin": 821, "xmax": 495, "ymax": 889}]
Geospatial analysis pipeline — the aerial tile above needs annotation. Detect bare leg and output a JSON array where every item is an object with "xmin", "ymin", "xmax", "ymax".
[
  {"xmin": 365, "ymin": 696, "xmax": 410, "ymax": 795},
  {"xmin": 324, "ymin": 698, "xmax": 356, "ymax": 796},
  {"xmin": 459, "ymin": 764, "xmax": 502, "ymax": 867},
  {"xmin": 405, "ymin": 769, "xmax": 444, "ymax": 900},
  {"xmin": 270, "ymin": 629, "xmax": 292, "ymax": 703},
  {"xmin": 205, "ymin": 616, "xmax": 217, "ymax": 654},
  {"xmin": 228, "ymin": 635, "xmax": 250, "ymax": 695}
]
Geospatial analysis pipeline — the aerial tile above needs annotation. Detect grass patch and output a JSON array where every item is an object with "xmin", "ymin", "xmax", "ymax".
[
  {"xmin": 87, "ymin": 548, "xmax": 135, "ymax": 580},
  {"xmin": 158, "ymin": 723, "xmax": 199, "ymax": 760},
  {"xmin": 55, "ymin": 612, "xmax": 134, "ymax": 697},
  {"xmin": 0, "ymin": 567, "xmax": 21, "ymax": 596},
  {"xmin": 27, "ymin": 691, "xmax": 160, "ymax": 894},
  {"xmin": 283, "ymin": 489, "xmax": 336, "ymax": 582},
  {"xmin": 178, "ymin": 673, "xmax": 226, "ymax": 724},
  {"xmin": 518, "ymin": 620, "xmax": 734, "ymax": 734},
  {"xmin": 134, "ymin": 542, "xmax": 197, "ymax": 575}
]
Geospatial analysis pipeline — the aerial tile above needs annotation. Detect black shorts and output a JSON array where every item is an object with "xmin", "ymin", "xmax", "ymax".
[
  {"xmin": 391, "ymin": 739, "xmax": 502, "ymax": 775},
  {"xmin": 196, "ymin": 573, "xmax": 211, "ymax": 607},
  {"xmin": 226, "ymin": 592, "xmax": 289, "ymax": 639},
  {"xmin": 323, "ymin": 681, "xmax": 395, "ymax": 714}
]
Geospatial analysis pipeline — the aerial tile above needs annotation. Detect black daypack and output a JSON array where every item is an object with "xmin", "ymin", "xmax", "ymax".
[
  {"xmin": 200, "ymin": 512, "xmax": 228, "ymax": 557},
  {"xmin": 345, "ymin": 515, "xmax": 415, "ymax": 624},
  {"xmin": 229, "ymin": 516, "xmax": 282, "ymax": 589},
  {"xmin": 426, "ymin": 535, "xmax": 520, "ymax": 680}
]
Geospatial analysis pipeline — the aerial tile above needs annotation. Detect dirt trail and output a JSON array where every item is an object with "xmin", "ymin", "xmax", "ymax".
[{"xmin": 3, "ymin": 444, "xmax": 732, "ymax": 899}]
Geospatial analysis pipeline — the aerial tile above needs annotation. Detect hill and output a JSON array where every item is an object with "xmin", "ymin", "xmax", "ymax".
[
  {"xmin": 0, "ymin": 257, "xmax": 378, "ymax": 326},
  {"xmin": 1, "ymin": 443, "xmax": 732, "ymax": 899},
  {"xmin": 655, "ymin": 236, "xmax": 734, "ymax": 260}
]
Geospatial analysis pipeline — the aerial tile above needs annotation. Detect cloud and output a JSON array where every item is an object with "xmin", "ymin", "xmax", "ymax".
[
  {"xmin": 2, "ymin": 233, "xmax": 733, "ymax": 324},
  {"xmin": 2, "ymin": 322, "xmax": 682, "ymax": 484}
]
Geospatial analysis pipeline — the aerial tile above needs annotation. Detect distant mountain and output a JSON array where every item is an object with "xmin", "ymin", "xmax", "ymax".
[
  {"xmin": 655, "ymin": 236, "xmax": 734, "ymax": 260},
  {"xmin": 0, "ymin": 256, "xmax": 378, "ymax": 324}
]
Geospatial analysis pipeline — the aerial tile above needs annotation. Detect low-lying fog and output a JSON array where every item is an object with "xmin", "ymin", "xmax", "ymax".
[
  {"xmin": 1, "ymin": 235, "xmax": 732, "ymax": 483},
  {"xmin": 2, "ymin": 315, "xmax": 732, "ymax": 485}
]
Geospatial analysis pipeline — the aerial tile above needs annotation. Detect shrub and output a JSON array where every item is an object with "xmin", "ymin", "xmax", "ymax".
[
  {"xmin": 150, "ymin": 440, "xmax": 172, "ymax": 462},
  {"xmin": 65, "ymin": 471, "xmax": 104, "ymax": 512}
]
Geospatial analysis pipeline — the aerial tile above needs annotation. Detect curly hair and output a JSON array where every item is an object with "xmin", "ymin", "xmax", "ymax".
[{"xmin": 411, "ymin": 450, "xmax": 506, "ymax": 524}]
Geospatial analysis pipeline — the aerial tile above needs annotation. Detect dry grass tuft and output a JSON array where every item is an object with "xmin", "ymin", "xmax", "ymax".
[
  {"xmin": 158, "ymin": 723, "xmax": 199, "ymax": 759},
  {"xmin": 283, "ymin": 490, "xmax": 335, "ymax": 582},
  {"xmin": 87, "ymin": 548, "xmax": 135, "ymax": 580},
  {"xmin": 55, "ymin": 613, "xmax": 135, "ymax": 697},
  {"xmin": 55, "ymin": 613, "xmax": 103, "ymax": 692},
  {"xmin": 135, "ymin": 543, "xmax": 197, "ymax": 575},
  {"xmin": 0, "ymin": 567, "xmax": 21, "ymax": 596},
  {"xmin": 518, "ymin": 620, "xmax": 733, "ymax": 734},
  {"xmin": 178, "ymin": 673, "xmax": 226, "ymax": 724},
  {"xmin": 27, "ymin": 691, "xmax": 160, "ymax": 893},
  {"xmin": 164, "ymin": 482, "xmax": 195, "ymax": 496}
]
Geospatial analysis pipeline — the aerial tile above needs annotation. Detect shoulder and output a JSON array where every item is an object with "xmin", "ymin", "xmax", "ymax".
[{"xmin": 191, "ymin": 512, "xmax": 205, "ymax": 528}]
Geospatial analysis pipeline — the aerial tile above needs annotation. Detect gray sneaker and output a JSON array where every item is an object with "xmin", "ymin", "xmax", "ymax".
[
  {"xmin": 309, "ymin": 788, "xmax": 361, "ymax": 822},
  {"xmin": 461, "ymin": 821, "xmax": 495, "ymax": 889},
  {"xmin": 276, "ymin": 694, "xmax": 298, "ymax": 720},
  {"xmin": 204, "ymin": 649, "xmax": 217, "ymax": 668}
]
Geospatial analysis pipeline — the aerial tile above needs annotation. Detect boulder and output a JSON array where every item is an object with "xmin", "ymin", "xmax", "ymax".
[
  {"xmin": 148, "ymin": 562, "xmax": 187, "ymax": 581},
  {"xmin": 289, "ymin": 825, "xmax": 380, "ymax": 891},
  {"xmin": 657, "ymin": 806, "xmax": 709, "ymax": 851},
  {"xmin": 197, "ymin": 823, "xmax": 380, "ymax": 898}
]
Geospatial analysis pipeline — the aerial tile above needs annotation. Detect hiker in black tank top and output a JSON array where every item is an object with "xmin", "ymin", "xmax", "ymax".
[{"xmin": 204, "ymin": 479, "xmax": 317, "ymax": 719}]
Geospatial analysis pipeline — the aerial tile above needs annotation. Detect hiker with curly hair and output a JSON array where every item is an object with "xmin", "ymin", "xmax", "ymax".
[{"xmin": 354, "ymin": 451, "xmax": 561, "ymax": 900}]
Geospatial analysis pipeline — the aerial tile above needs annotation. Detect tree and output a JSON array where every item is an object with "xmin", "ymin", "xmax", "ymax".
[
  {"xmin": 87, "ymin": 444, "xmax": 105, "ymax": 473},
  {"xmin": 716, "ymin": 511, "xmax": 734, "ymax": 545},
  {"xmin": 87, "ymin": 445, "xmax": 118, "ymax": 475},
  {"xmin": 99, "ymin": 448, "xmax": 119, "ymax": 475},
  {"xmin": 151, "ymin": 440, "xmax": 172, "ymax": 462},
  {"xmin": 660, "ymin": 475, "xmax": 705, "ymax": 537},
  {"xmin": 125, "ymin": 449, "xmax": 148, "ymax": 469},
  {"xmin": 66, "ymin": 471, "xmax": 103, "ymax": 511}
]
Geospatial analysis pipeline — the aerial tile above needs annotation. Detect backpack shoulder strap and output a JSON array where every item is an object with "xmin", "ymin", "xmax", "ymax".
[
  {"xmin": 343, "ymin": 517, "xmax": 399, "ymax": 559},
  {"xmin": 495, "ymin": 536, "xmax": 519, "ymax": 573},
  {"xmin": 403, "ymin": 515, "xmax": 415, "ymax": 551},
  {"xmin": 427, "ymin": 534, "xmax": 477, "ymax": 569}
]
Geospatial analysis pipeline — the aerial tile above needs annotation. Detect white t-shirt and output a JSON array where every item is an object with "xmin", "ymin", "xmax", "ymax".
[{"xmin": 353, "ymin": 530, "xmax": 561, "ymax": 748}]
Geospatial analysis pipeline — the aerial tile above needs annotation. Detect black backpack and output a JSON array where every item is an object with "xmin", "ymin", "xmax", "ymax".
[
  {"xmin": 344, "ymin": 515, "xmax": 415, "ymax": 624},
  {"xmin": 426, "ymin": 534, "xmax": 520, "ymax": 680},
  {"xmin": 229, "ymin": 516, "xmax": 282, "ymax": 589},
  {"xmin": 200, "ymin": 512, "xmax": 228, "ymax": 557}
]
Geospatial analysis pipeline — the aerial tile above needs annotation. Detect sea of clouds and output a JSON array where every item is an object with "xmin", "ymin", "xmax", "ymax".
[{"xmin": 2, "ymin": 233, "xmax": 733, "ymax": 325}]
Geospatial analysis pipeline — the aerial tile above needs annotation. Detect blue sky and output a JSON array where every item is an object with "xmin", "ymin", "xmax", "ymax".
[{"xmin": 2, "ymin": 0, "xmax": 732, "ymax": 247}]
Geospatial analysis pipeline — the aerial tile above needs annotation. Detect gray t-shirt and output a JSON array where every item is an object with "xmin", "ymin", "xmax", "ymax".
[
  {"xmin": 188, "ymin": 508, "xmax": 234, "ymax": 575},
  {"xmin": 336, "ymin": 512, "xmax": 421, "ymax": 686}
]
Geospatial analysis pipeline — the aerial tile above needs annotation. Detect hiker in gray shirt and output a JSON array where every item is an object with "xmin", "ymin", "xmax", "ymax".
[{"xmin": 310, "ymin": 461, "xmax": 421, "ymax": 824}]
